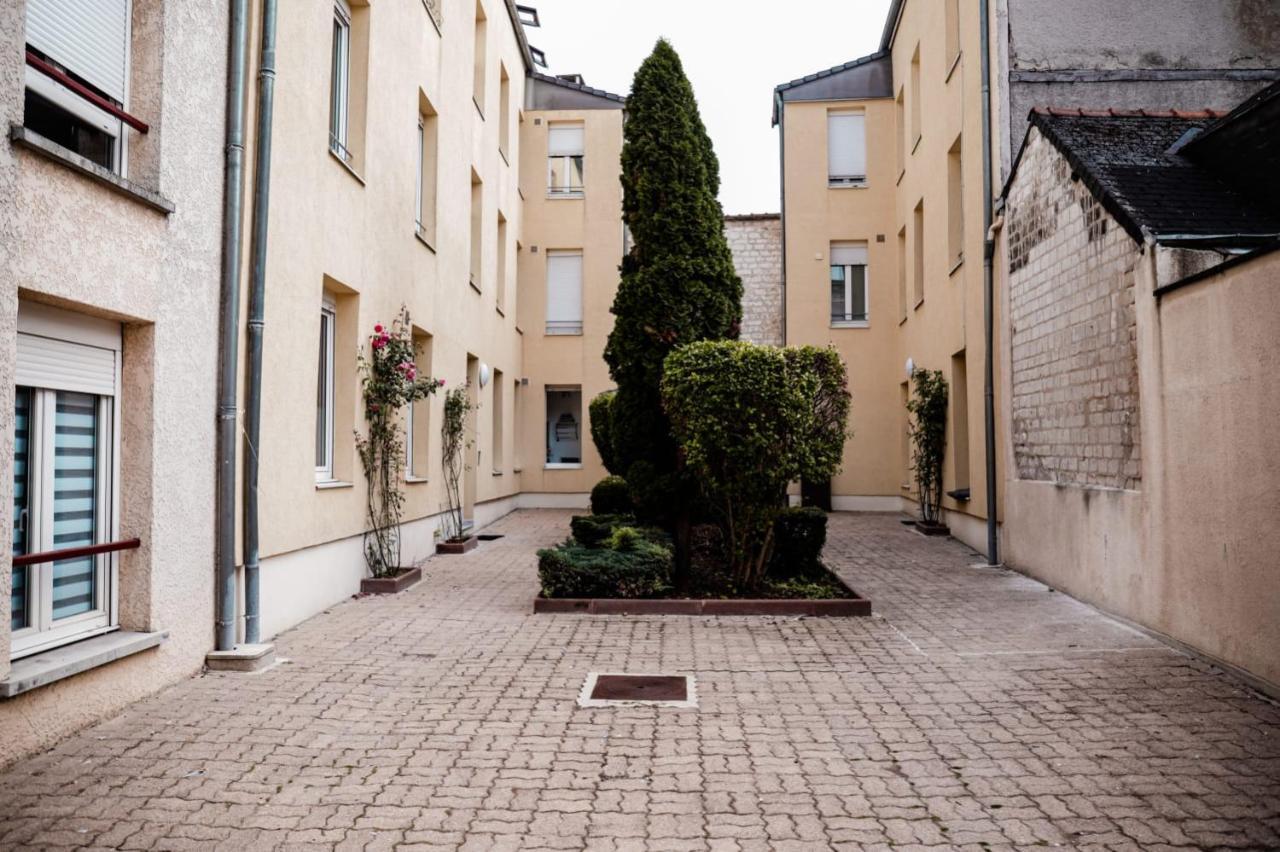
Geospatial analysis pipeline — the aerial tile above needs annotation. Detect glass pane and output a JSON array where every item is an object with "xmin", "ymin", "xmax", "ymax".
[
  {"xmin": 850, "ymin": 264, "xmax": 867, "ymax": 319},
  {"xmin": 12, "ymin": 387, "xmax": 31, "ymax": 630},
  {"xmin": 52, "ymin": 392, "xmax": 98, "ymax": 621},
  {"xmin": 830, "ymin": 266, "xmax": 846, "ymax": 320},
  {"xmin": 548, "ymin": 156, "xmax": 563, "ymax": 190},
  {"xmin": 316, "ymin": 314, "xmax": 330, "ymax": 469},
  {"xmin": 570, "ymin": 156, "xmax": 584, "ymax": 191}
]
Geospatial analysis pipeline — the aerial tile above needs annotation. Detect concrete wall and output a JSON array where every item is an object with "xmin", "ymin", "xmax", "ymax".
[
  {"xmin": 1000, "ymin": 126, "xmax": 1280, "ymax": 693},
  {"xmin": 0, "ymin": 0, "xmax": 226, "ymax": 764},
  {"xmin": 725, "ymin": 214, "xmax": 783, "ymax": 346}
]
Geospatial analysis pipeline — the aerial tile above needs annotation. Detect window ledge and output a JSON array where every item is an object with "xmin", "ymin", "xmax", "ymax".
[
  {"xmin": 469, "ymin": 277, "xmax": 482, "ymax": 294},
  {"xmin": 415, "ymin": 228, "xmax": 436, "ymax": 253},
  {"xmin": 1, "ymin": 630, "xmax": 167, "ymax": 699},
  {"xmin": 828, "ymin": 182, "xmax": 868, "ymax": 190},
  {"xmin": 914, "ymin": 297, "xmax": 925, "ymax": 311},
  {"xmin": 499, "ymin": 148, "xmax": 509, "ymax": 167},
  {"xmin": 473, "ymin": 98, "xmax": 485, "ymax": 120},
  {"xmin": 405, "ymin": 475, "xmax": 429, "ymax": 485},
  {"xmin": 544, "ymin": 463, "xmax": 583, "ymax": 470},
  {"xmin": 949, "ymin": 255, "xmax": 965, "ymax": 276},
  {"xmin": 315, "ymin": 479, "xmax": 353, "ymax": 490},
  {"xmin": 10, "ymin": 125, "xmax": 174, "ymax": 214},
  {"xmin": 896, "ymin": 168, "xmax": 906, "ymax": 186},
  {"xmin": 329, "ymin": 148, "xmax": 366, "ymax": 185},
  {"xmin": 830, "ymin": 320, "xmax": 870, "ymax": 329},
  {"xmin": 547, "ymin": 191, "xmax": 584, "ymax": 200},
  {"xmin": 492, "ymin": 470, "xmax": 504, "ymax": 477},
  {"xmin": 945, "ymin": 52, "xmax": 963, "ymax": 84},
  {"xmin": 496, "ymin": 305, "xmax": 505, "ymax": 317}
]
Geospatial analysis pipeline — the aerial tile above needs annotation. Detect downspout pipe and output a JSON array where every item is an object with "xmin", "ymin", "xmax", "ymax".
[
  {"xmin": 215, "ymin": 0, "xmax": 250, "ymax": 652},
  {"xmin": 242, "ymin": 0, "xmax": 280, "ymax": 644},
  {"xmin": 979, "ymin": 0, "xmax": 1000, "ymax": 565}
]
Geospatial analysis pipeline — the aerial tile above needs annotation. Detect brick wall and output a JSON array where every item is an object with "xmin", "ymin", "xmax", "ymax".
[
  {"xmin": 725, "ymin": 215, "xmax": 784, "ymax": 346},
  {"xmin": 1006, "ymin": 131, "xmax": 1142, "ymax": 489}
]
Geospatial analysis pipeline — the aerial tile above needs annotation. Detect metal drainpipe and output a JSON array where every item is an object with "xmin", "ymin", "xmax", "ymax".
[
  {"xmin": 979, "ymin": 0, "xmax": 1000, "ymax": 565},
  {"xmin": 242, "ymin": 0, "xmax": 280, "ymax": 644},
  {"xmin": 775, "ymin": 93, "xmax": 787, "ymax": 347},
  {"xmin": 215, "ymin": 0, "xmax": 250, "ymax": 652}
]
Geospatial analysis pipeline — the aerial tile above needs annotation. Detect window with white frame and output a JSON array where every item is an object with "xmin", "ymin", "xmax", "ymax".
[
  {"xmin": 12, "ymin": 303, "xmax": 121, "ymax": 659},
  {"xmin": 827, "ymin": 111, "xmax": 867, "ymax": 187},
  {"xmin": 547, "ymin": 124, "xmax": 584, "ymax": 196},
  {"xmin": 545, "ymin": 387, "xmax": 582, "ymax": 467},
  {"xmin": 329, "ymin": 0, "xmax": 352, "ymax": 162},
  {"xmin": 315, "ymin": 297, "xmax": 337, "ymax": 480},
  {"xmin": 830, "ymin": 242, "xmax": 868, "ymax": 326},
  {"xmin": 545, "ymin": 251, "xmax": 583, "ymax": 335},
  {"xmin": 23, "ymin": 0, "xmax": 133, "ymax": 174}
]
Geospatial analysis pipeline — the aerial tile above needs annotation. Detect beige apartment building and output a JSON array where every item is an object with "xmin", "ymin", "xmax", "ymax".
[{"xmin": 0, "ymin": 1, "xmax": 228, "ymax": 763}]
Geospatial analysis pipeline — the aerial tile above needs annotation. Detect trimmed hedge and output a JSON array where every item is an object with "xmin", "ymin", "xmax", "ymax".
[
  {"xmin": 590, "ymin": 475, "xmax": 633, "ymax": 516},
  {"xmin": 769, "ymin": 507, "xmax": 828, "ymax": 580},
  {"xmin": 537, "ymin": 540, "xmax": 672, "ymax": 598},
  {"xmin": 570, "ymin": 513, "xmax": 632, "ymax": 547}
]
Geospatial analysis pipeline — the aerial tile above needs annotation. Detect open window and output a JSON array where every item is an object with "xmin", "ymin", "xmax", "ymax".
[
  {"xmin": 545, "ymin": 387, "xmax": 582, "ymax": 467},
  {"xmin": 830, "ymin": 242, "xmax": 868, "ymax": 327},
  {"xmin": 547, "ymin": 123, "xmax": 584, "ymax": 196}
]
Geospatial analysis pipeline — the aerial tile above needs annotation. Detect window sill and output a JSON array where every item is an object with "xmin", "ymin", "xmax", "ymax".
[
  {"xmin": 544, "ymin": 463, "xmax": 582, "ymax": 470},
  {"xmin": 405, "ymin": 475, "xmax": 429, "ymax": 485},
  {"xmin": 914, "ymin": 297, "xmax": 925, "ymax": 311},
  {"xmin": 499, "ymin": 147, "xmax": 509, "ymax": 167},
  {"xmin": 469, "ymin": 277, "xmax": 482, "ymax": 294},
  {"xmin": 547, "ymin": 191, "xmax": 584, "ymax": 200},
  {"xmin": 10, "ymin": 125, "xmax": 175, "ymax": 214},
  {"xmin": 896, "ymin": 168, "xmax": 906, "ymax": 186},
  {"xmin": 830, "ymin": 320, "xmax": 870, "ymax": 329},
  {"xmin": 492, "ymin": 470, "xmax": 504, "ymax": 477},
  {"xmin": 415, "ymin": 228, "xmax": 436, "ymax": 253},
  {"xmin": 545, "ymin": 330, "xmax": 583, "ymax": 337},
  {"xmin": 1, "ymin": 630, "xmax": 167, "ymax": 699},
  {"xmin": 315, "ymin": 479, "xmax": 353, "ymax": 490},
  {"xmin": 945, "ymin": 52, "xmax": 963, "ymax": 84},
  {"xmin": 329, "ymin": 148, "xmax": 366, "ymax": 185},
  {"xmin": 828, "ymin": 181, "xmax": 868, "ymax": 190},
  {"xmin": 496, "ymin": 304, "xmax": 505, "ymax": 317},
  {"xmin": 949, "ymin": 255, "xmax": 964, "ymax": 277}
]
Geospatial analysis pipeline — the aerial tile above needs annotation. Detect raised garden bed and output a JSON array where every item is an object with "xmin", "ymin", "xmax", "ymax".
[
  {"xmin": 360, "ymin": 566, "xmax": 421, "ymax": 595},
  {"xmin": 436, "ymin": 536, "xmax": 478, "ymax": 555}
]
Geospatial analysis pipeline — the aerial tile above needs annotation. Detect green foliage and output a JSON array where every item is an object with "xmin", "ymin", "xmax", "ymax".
[
  {"xmin": 606, "ymin": 526, "xmax": 643, "ymax": 551},
  {"xmin": 662, "ymin": 340, "xmax": 851, "ymax": 590},
  {"xmin": 590, "ymin": 475, "xmax": 633, "ymax": 516},
  {"xmin": 588, "ymin": 391, "xmax": 621, "ymax": 475},
  {"xmin": 355, "ymin": 306, "xmax": 442, "ymax": 577},
  {"xmin": 537, "ymin": 539, "xmax": 672, "ymax": 598},
  {"xmin": 769, "ymin": 507, "xmax": 829, "ymax": 581},
  {"xmin": 440, "ymin": 384, "xmax": 472, "ymax": 542},
  {"xmin": 604, "ymin": 39, "xmax": 742, "ymax": 528},
  {"xmin": 570, "ymin": 513, "xmax": 632, "ymax": 548},
  {"xmin": 907, "ymin": 369, "xmax": 948, "ymax": 524}
]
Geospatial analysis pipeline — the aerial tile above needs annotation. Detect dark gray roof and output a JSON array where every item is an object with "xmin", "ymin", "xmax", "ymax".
[
  {"xmin": 1011, "ymin": 107, "xmax": 1280, "ymax": 247},
  {"xmin": 526, "ymin": 72, "xmax": 624, "ymax": 110},
  {"xmin": 1180, "ymin": 80, "xmax": 1280, "ymax": 203},
  {"xmin": 772, "ymin": 52, "xmax": 892, "ymax": 125}
]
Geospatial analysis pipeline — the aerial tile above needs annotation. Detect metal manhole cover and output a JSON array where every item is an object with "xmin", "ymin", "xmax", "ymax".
[{"xmin": 577, "ymin": 672, "xmax": 697, "ymax": 708}]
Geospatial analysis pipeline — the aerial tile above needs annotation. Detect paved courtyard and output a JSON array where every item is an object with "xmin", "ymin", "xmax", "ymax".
[{"xmin": 1, "ymin": 509, "xmax": 1277, "ymax": 851}]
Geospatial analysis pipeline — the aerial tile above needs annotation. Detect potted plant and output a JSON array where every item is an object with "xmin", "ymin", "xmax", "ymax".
[
  {"xmin": 906, "ymin": 368, "xmax": 949, "ymax": 535},
  {"xmin": 437, "ymin": 384, "xmax": 477, "ymax": 554},
  {"xmin": 355, "ymin": 307, "xmax": 442, "ymax": 592}
]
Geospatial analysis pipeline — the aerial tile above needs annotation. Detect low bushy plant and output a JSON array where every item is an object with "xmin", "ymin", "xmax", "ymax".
[
  {"xmin": 570, "ymin": 513, "xmax": 632, "ymax": 547},
  {"xmin": 537, "ymin": 540, "xmax": 672, "ymax": 598},
  {"xmin": 588, "ymin": 391, "xmax": 622, "ymax": 475},
  {"xmin": 590, "ymin": 475, "xmax": 633, "ymax": 515},
  {"xmin": 768, "ymin": 507, "xmax": 828, "ymax": 580}
]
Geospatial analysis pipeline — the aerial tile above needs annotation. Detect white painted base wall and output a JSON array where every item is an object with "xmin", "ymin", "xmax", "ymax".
[{"xmin": 831, "ymin": 495, "xmax": 906, "ymax": 513}]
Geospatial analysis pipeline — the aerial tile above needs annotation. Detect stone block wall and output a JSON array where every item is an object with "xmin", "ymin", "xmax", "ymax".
[
  {"xmin": 725, "ymin": 214, "xmax": 784, "ymax": 346},
  {"xmin": 1006, "ymin": 131, "xmax": 1142, "ymax": 489}
]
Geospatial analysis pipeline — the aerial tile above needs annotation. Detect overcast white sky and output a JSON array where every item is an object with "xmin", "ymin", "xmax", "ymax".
[{"xmin": 528, "ymin": 0, "xmax": 893, "ymax": 214}]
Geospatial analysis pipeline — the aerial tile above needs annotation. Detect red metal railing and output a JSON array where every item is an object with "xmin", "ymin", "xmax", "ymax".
[
  {"xmin": 13, "ymin": 538, "xmax": 140, "ymax": 568},
  {"xmin": 26, "ymin": 51, "xmax": 149, "ymax": 134}
]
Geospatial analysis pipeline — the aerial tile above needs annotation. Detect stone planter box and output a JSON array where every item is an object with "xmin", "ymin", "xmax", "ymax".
[
  {"xmin": 535, "ymin": 573, "xmax": 871, "ymax": 617},
  {"xmin": 436, "ymin": 536, "xmax": 478, "ymax": 555},
  {"xmin": 914, "ymin": 520, "xmax": 950, "ymax": 536},
  {"xmin": 360, "ymin": 566, "xmax": 421, "ymax": 595}
]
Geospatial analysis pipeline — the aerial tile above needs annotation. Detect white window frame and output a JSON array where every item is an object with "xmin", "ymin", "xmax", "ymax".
[
  {"xmin": 547, "ymin": 124, "xmax": 585, "ymax": 197},
  {"xmin": 827, "ymin": 110, "xmax": 867, "ymax": 188},
  {"xmin": 316, "ymin": 297, "xmax": 337, "ymax": 481},
  {"xmin": 415, "ymin": 116, "xmax": 424, "ymax": 229},
  {"xmin": 830, "ymin": 243, "xmax": 869, "ymax": 328},
  {"xmin": 329, "ymin": 0, "xmax": 352, "ymax": 162},
  {"xmin": 12, "ymin": 304, "xmax": 122, "ymax": 660},
  {"xmin": 544, "ymin": 386, "xmax": 583, "ymax": 470}
]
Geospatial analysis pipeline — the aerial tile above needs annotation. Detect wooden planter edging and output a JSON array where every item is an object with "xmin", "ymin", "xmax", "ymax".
[
  {"xmin": 534, "ymin": 597, "xmax": 870, "ymax": 616},
  {"xmin": 360, "ymin": 566, "xmax": 422, "ymax": 595},
  {"xmin": 436, "ymin": 536, "xmax": 478, "ymax": 555}
]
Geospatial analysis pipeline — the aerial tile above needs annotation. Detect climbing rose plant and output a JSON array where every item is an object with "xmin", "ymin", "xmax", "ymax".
[
  {"xmin": 439, "ymin": 384, "xmax": 473, "ymax": 543},
  {"xmin": 356, "ymin": 306, "xmax": 443, "ymax": 577},
  {"xmin": 907, "ymin": 368, "xmax": 948, "ymax": 525}
]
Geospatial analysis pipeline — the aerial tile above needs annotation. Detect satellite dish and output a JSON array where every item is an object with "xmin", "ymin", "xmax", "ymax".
[
  {"xmin": 478, "ymin": 362, "xmax": 491, "ymax": 388},
  {"xmin": 905, "ymin": 357, "xmax": 915, "ymax": 378}
]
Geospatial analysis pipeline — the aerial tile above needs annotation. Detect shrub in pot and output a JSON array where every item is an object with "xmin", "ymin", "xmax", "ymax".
[{"xmin": 590, "ymin": 475, "xmax": 633, "ymax": 515}]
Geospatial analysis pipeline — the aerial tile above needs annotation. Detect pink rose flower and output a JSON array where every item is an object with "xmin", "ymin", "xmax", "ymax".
[{"xmin": 374, "ymin": 324, "xmax": 383, "ymax": 333}]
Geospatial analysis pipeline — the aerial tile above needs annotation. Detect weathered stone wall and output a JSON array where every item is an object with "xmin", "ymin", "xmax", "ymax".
[
  {"xmin": 1006, "ymin": 130, "xmax": 1142, "ymax": 489},
  {"xmin": 725, "ymin": 214, "xmax": 783, "ymax": 346}
]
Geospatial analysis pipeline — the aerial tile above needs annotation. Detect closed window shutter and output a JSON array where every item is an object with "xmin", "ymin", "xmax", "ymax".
[
  {"xmin": 546, "ymin": 253, "xmax": 583, "ymax": 325},
  {"xmin": 16, "ymin": 334, "xmax": 117, "ymax": 397},
  {"xmin": 548, "ymin": 125, "xmax": 584, "ymax": 156},
  {"xmin": 827, "ymin": 113, "xmax": 866, "ymax": 179},
  {"xmin": 830, "ymin": 243, "xmax": 868, "ymax": 266},
  {"xmin": 26, "ymin": 0, "xmax": 131, "ymax": 103}
]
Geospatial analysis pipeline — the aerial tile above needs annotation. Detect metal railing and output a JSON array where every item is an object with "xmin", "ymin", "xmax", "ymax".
[{"xmin": 13, "ymin": 538, "xmax": 140, "ymax": 568}]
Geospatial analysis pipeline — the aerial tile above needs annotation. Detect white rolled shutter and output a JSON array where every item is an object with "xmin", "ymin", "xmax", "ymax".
[
  {"xmin": 26, "ymin": 0, "xmax": 130, "ymax": 103},
  {"xmin": 548, "ymin": 125, "xmax": 584, "ymax": 156},
  {"xmin": 17, "ymin": 334, "xmax": 117, "ymax": 397},
  {"xmin": 827, "ymin": 112, "xmax": 866, "ymax": 180},
  {"xmin": 546, "ymin": 252, "xmax": 583, "ymax": 327},
  {"xmin": 830, "ymin": 243, "xmax": 868, "ymax": 266}
]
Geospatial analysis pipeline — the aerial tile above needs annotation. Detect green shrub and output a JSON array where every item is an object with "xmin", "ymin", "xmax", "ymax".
[
  {"xmin": 588, "ymin": 391, "xmax": 622, "ymax": 475},
  {"xmin": 570, "ymin": 513, "xmax": 632, "ymax": 547},
  {"xmin": 907, "ymin": 369, "xmax": 948, "ymax": 524},
  {"xmin": 769, "ymin": 507, "xmax": 828, "ymax": 580},
  {"xmin": 537, "ymin": 540, "xmax": 672, "ymax": 598},
  {"xmin": 590, "ymin": 475, "xmax": 633, "ymax": 515}
]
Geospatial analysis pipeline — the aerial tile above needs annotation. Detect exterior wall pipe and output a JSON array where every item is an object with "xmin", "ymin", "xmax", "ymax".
[
  {"xmin": 242, "ymin": 0, "xmax": 280, "ymax": 644},
  {"xmin": 979, "ymin": 0, "xmax": 1000, "ymax": 565},
  {"xmin": 215, "ymin": 0, "xmax": 250, "ymax": 652}
]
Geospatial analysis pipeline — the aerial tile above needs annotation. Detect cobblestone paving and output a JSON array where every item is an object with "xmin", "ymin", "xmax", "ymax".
[{"xmin": 1, "ymin": 510, "xmax": 1277, "ymax": 851}]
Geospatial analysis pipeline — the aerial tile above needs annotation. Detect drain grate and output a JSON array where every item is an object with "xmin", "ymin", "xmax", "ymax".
[
  {"xmin": 578, "ymin": 672, "xmax": 697, "ymax": 708},
  {"xmin": 477, "ymin": 533, "xmax": 504, "ymax": 541}
]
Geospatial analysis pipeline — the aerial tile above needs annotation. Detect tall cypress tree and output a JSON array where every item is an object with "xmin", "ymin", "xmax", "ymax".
[{"xmin": 604, "ymin": 39, "xmax": 741, "ymax": 575}]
